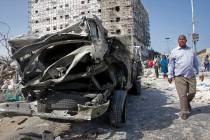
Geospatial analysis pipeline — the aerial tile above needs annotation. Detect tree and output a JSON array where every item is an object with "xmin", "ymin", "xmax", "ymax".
[
  {"xmin": 0, "ymin": 21, "xmax": 15, "ymax": 80},
  {"xmin": 0, "ymin": 21, "xmax": 12, "ymax": 57}
]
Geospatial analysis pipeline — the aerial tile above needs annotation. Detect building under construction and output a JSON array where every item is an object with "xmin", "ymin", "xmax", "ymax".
[
  {"xmin": 28, "ymin": 0, "xmax": 150, "ymax": 56},
  {"xmin": 28, "ymin": 0, "xmax": 101, "ymax": 35},
  {"xmin": 101, "ymin": 0, "xmax": 150, "ymax": 57}
]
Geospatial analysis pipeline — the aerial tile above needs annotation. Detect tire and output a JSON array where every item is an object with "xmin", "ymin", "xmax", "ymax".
[
  {"xmin": 129, "ymin": 79, "xmax": 142, "ymax": 96},
  {"xmin": 134, "ymin": 78, "xmax": 141, "ymax": 95},
  {"xmin": 109, "ymin": 90, "xmax": 127, "ymax": 128}
]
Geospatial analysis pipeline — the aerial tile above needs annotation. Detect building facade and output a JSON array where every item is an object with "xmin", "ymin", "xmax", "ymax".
[
  {"xmin": 29, "ymin": 0, "xmax": 150, "ymax": 57},
  {"xmin": 29, "ymin": 0, "xmax": 101, "ymax": 35},
  {"xmin": 101, "ymin": 0, "xmax": 150, "ymax": 57}
]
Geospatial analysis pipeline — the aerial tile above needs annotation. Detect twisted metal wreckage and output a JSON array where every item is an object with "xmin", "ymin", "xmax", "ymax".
[
  {"xmin": 0, "ymin": 57, "xmax": 15, "ymax": 81},
  {"xmin": 0, "ymin": 16, "xmax": 142, "ymax": 127}
]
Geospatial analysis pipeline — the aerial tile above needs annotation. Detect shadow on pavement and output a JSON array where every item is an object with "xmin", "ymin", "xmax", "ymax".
[
  {"xmin": 190, "ymin": 105, "xmax": 210, "ymax": 116},
  {"xmin": 52, "ymin": 87, "xmax": 180, "ymax": 140}
]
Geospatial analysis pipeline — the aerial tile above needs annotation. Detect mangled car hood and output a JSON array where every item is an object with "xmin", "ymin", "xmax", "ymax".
[{"xmin": 9, "ymin": 17, "xmax": 109, "ymax": 90}]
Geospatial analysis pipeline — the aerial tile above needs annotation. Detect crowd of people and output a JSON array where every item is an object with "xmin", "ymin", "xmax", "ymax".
[
  {"xmin": 144, "ymin": 51, "xmax": 209, "ymax": 80},
  {"xmin": 144, "ymin": 55, "xmax": 169, "ymax": 79}
]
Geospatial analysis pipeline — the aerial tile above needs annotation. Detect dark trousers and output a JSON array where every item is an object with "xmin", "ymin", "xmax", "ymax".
[
  {"xmin": 154, "ymin": 66, "xmax": 159, "ymax": 78},
  {"xmin": 175, "ymin": 76, "xmax": 196, "ymax": 114}
]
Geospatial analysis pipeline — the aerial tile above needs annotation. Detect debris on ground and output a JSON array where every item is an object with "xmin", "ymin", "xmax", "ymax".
[
  {"xmin": 18, "ymin": 118, "xmax": 28, "ymax": 125},
  {"xmin": 197, "ymin": 82, "xmax": 210, "ymax": 91},
  {"xmin": 0, "ymin": 56, "xmax": 22, "ymax": 102}
]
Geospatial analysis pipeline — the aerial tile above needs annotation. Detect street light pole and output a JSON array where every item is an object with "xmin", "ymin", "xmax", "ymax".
[
  {"xmin": 191, "ymin": 0, "xmax": 197, "ymax": 53},
  {"xmin": 191, "ymin": 0, "xmax": 195, "ymax": 34}
]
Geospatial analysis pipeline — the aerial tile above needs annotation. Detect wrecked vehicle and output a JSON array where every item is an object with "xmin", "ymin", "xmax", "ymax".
[{"xmin": 0, "ymin": 16, "xmax": 142, "ymax": 127}]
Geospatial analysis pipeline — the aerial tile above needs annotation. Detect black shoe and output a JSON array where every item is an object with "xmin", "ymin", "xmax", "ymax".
[
  {"xmin": 181, "ymin": 113, "xmax": 188, "ymax": 120},
  {"xmin": 188, "ymin": 102, "xmax": 192, "ymax": 112}
]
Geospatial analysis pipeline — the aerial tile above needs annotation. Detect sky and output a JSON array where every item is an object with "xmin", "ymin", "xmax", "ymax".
[
  {"xmin": 142, "ymin": 0, "xmax": 210, "ymax": 54},
  {"xmin": 0, "ymin": 0, "xmax": 209, "ymax": 56},
  {"xmin": 0, "ymin": 0, "xmax": 28, "ymax": 56}
]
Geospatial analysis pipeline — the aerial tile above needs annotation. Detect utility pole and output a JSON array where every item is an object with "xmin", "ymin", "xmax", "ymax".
[{"xmin": 191, "ymin": 0, "xmax": 198, "ymax": 53}]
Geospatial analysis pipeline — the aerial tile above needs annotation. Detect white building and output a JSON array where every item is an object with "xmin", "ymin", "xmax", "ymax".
[
  {"xmin": 28, "ymin": 0, "xmax": 150, "ymax": 58},
  {"xmin": 29, "ymin": 0, "xmax": 101, "ymax": 35}
]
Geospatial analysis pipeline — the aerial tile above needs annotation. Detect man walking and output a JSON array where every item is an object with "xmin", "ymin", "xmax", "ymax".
[
  {"xmin": 204, "ymin": 55, "xmax": 209, "ymax": 71},
  {"xmin": 168, "ymin": 35, "xmax": 199, "ymax": 120},
  {"xmin": 154, "ymin": 56, "xmax": 160, "ymax": 78}
]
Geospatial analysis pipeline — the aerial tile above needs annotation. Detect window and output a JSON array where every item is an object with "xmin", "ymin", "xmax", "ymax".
[
  {"xmin": 127, "ymin": 29, "xmax": 131, "ymax": 34},
  {"xmin": 46, "ymin": 27, "xmax": 50, "ymax": 31},
  {"xmin": 60, "ymin": 16, "xmax": 63, "ymax": 19},
  {"xmin": 65, "ymin": 15, "xmax": 69, "ymax": 19},
  {"xmin": 46, "ymin": 18, "xmax": 50, "ymax": 21},
  {"xmin": 35, "ymin": 20, "xmax": 39, "ymax": 23},
  {"xmin": 46, "ymin": 8, "xmax": 50, "ymax": 11},
  {"xmin": 81, "ymin": 12, "xmax": 85, "ymax": 15},
  {"xmin": 65, "ymin": 4, "xmax": 69, "ymax": 7},
  {"xmin": 35, "ymin": 30, "xmax": 39, "ymax": 33},
  {"xmin": 53, "ymin": 17, "xmax": 57, "ymax": 20},
  {"xmin": 115, "ymin": 6, "xmax": 120, "ymax": 12},
  {"xmin": 73, "ymin": 15, "xmax": 78, "ymax": 19},
  {"xmin": 98, "ymin": 9, "xmax": 101, "ymax": 13},
  {"xmin": 88, "ymin": 0, "xmax": 90, "ymax": 3},
  {"xmin": 35, "ymin": 0, "xmax": 38, "ymax": 3},
  {"xmin": 81, "ymin": 1, "xmax": 85, "ymax": 4},
  {"xmin": 35, "ymin": 10, "xmax": 38, "ymax": 13},
  {"xmin": 65, "ymin": 23, "xmax": 69, "ymax": 27},
  {"xmin": 60, "ymin": 25, "xmax": 63, "ymax": 29},
  {"xmin": 53, "ymin": 6, "xmax": 56, "ymax": 9},
  {"xmin": 53, "ymin": 26, "xmax": 57, "ymax": 30},
  {"xmin": 116, "ymin": 17, "xmax": 120, "ymax": 22},
  {"xmin": 60, "ymin": 5, "xmax": 63, "ymax": 8},
  {"xmin": 116, "ymin": 29, "xmax": 121, "ymax": 34}
]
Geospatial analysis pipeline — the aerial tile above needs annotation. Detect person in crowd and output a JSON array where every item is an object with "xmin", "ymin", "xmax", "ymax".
[
  {"xmin": 146, "ymin": 59, "xmax": 150, "ymax": 68},
  {"xmin": 148, "ymin": 59, "xmax": 154, "ymax": 68},
  {"xmin": 204, "ymin": 55, "xmax": 209, "ymax": 71},
  {"xmin": 154, "ymin": 56, "xmax": 160, "ymax": 78},
  {"xmin": 160, "ymin": 55, "xmax": 168, "ymax": 78}
]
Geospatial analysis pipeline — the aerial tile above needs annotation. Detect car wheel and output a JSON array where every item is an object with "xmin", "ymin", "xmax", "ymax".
[
  {"xmin": 109, "ymin": 90, "xmax": 127, "ymax": 128},
  {"xmin": 134, "ymin": 78, "xmax": 141, "ymax": 95}
]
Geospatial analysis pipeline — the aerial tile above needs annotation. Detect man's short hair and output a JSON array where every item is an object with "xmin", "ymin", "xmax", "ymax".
[{"xmin": 178, "ymin": 34, "xmax": 187, "ymax": 40}]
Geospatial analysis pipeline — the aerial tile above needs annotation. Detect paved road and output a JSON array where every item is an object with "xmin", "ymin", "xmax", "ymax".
[{"xmin": 0, "ymin": 78, "xmax": 210, "ymax": 140}]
